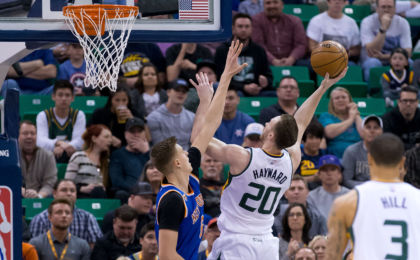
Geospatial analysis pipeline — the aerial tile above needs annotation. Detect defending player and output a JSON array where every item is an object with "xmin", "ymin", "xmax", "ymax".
[
  {"xmin": 153, "ymin": 41, "xmax": 247, "ymax": 260},
  {"xmin": 326, "ymin": 133, "xmax": 420, "ymax": 259},
  {"xmin": 194, "ymin": 66, "xmax": 347, "ymax": 260}
]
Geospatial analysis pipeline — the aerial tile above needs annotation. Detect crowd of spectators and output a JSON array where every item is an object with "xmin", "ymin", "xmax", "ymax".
[{"xmin": 11, "ymin": 0, "xmax": 420, "ymax": 259}]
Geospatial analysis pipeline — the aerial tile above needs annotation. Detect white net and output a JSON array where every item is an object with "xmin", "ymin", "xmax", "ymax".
[{"xmin": 63, "ymin": 5, "xmax": 138, "ymax": 92}]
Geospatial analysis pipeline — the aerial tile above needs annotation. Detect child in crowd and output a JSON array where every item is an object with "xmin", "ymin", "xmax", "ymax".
[{"xmin": 381, "ymin": 48, "xmax": 413, "ymax": 105}]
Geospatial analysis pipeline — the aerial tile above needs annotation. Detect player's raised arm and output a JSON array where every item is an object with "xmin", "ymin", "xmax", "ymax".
[
  {"xmin": 190, "ymin": 40, "xmax": 247, "ymax": 155},
  {"xmin": 326, "ymin": 190, "xmax": 357, "ymax": 260},
  {"xmin": 288, "ymin": 68, "xmax": 348, "ymax": 172}
]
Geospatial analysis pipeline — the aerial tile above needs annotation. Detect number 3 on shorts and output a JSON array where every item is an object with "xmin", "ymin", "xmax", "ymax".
[
  {"xmin": 384, "ymin": 219, "xmax": 408, "ymax": 260},
  {"xmin": 239, "ymin": 182, "xmax": 281, "ymax": 215}
]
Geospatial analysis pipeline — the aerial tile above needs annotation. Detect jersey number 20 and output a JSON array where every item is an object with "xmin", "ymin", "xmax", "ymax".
[{"xmin": 239, "ymin": 182, "xmax": 281, "ymax": 215}]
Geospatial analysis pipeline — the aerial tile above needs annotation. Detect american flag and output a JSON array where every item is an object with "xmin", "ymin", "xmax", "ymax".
[{"xmin": 179, "ymin": 0, "xmax": 209, "ymax": 20}]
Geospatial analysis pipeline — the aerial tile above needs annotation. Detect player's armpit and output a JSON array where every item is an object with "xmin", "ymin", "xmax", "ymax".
[
  {"xmin": 326, "ymin": 190, "xmax": 357, "ymax": 260},
  {"xmin": 158, "ymin": 229, "xmax": 185, "ymax": 260},
  {"xmin": 206, "ymin": 138, "xmax": 251, "ymax": 175}
]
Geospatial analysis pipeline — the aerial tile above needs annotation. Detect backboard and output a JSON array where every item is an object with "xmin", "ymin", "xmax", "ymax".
[{"xmin": 0, "ymin": 0, "xmax": 231, "ymax": 43}]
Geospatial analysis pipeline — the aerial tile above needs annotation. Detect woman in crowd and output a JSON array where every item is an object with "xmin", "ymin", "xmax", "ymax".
[
  {"xmin": 139, "ymin": 160, "xmax": 164, "ymax": 196},
  {"xmin": 279, "ymin": 203, "xmax": 312, "ymax": 260},
  {"xmin": 308, "ymin": 235, "xmax": 327, "ymax": 260},
  {"xmin": 65, "ymin": 124, "xmax": 112, "ymax": 198},
  {"xmin": 130, "ymin": 63, "xmax": 167, "ymax": 118},
  {"xmin": 319, "ymin": 87, "xmax": 362, "ymax": 158}
]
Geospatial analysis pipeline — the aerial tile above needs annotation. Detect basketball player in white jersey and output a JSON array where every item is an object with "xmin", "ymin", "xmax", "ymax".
[
  {"xmin": 326, "ymin": 133, "xmax": 420, "ymax": 259},
  {"xmin": 190, "ymin": 65, "xmax": 348, "ymax": 259}
]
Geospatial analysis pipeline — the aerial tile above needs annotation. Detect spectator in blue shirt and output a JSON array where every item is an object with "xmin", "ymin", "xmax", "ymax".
[{"xmin": 214, "ymin": 85, "xmax": 255, "ymax": 145}]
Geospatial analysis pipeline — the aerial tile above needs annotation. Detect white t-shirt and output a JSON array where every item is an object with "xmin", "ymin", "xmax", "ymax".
[
  {"xmin": 307, "ymin": 12, "xmax": 360, "ymax": 50},
  {"xmin": 142, "ymin": 92, "xmax": 160, "ymax": 115},
  {"xmin": 360, "ymin": 13, "xmax": 411, "ymax": 60}
]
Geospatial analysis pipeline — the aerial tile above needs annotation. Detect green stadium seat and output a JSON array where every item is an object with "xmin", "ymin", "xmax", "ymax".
[
  {"xmin": 412, "ymin": 52, "xmax": 420, "ymax": 60},
  {"xmin": 271, "ymin": 66, "xmax": 316, "ymax": 97},
  {"xmin": 317, "ymin": 66, "xmax": 368, "ymax": 97},
  {"xmin": 72, "ymin": 96, "xmax": 107, "ymax": 122},
  {"xmin": 19, "ymin": 95, "xmax": 54, "ymax": 123},
  {"xmin": 343, "ymin": 5, "xmax": 371, "ymax": 25},
  {"xmin": 75, "ymin": 199, "xmax": 121, "ymax": 224},
  {"xmin": 407, "ymin": 18, "xmax": 420, "ymax": 28},
  {"xmin": 238, "ymin": 97, "xmax": 278, "ymax": 121},
  {"xmin": 57, "ymin": 163, "xmax": 68, "ymax": 181},
  {"xmin": 283, "ymin": 4, "xmax": 320, "ymax": 28},
  {"xmin": 22, "ymin": 198, "xmax": 54, "ymax": 223},
  {"xmin": 368, "ymin": 66, "xmax": 389, "ymax": 97}
]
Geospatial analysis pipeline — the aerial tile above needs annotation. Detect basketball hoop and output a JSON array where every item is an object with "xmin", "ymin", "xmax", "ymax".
[{"xmin": 63, "ymin": 4, "xmax": 139, "ymax": 92}]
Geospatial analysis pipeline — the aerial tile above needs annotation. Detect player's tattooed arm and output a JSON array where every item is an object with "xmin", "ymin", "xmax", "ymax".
[{"xmin": 326, "ymin": 190, "xmax": 357, "ymax": 260}]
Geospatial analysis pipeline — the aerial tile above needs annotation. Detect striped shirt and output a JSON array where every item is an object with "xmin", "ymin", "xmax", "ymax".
[
  {"xmin": 65, "ymin": 151, "xmax": 104, "ymax": 186},
  {"xmin": 29, "ymin": 208, "xmax": 103, "ymax": 243}
]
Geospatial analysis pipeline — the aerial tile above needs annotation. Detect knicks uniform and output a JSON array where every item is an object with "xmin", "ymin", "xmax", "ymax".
[
  {"xmin": 155, "ymin": 174, "xmax": 204, "ymax": 260},
  {"xmin": 351, "ymin": 181, "xmax": 420, "ymax": 259},
  {"xmin": 209, "ymin": 148, "xmax": 293, "ymax": 260}
]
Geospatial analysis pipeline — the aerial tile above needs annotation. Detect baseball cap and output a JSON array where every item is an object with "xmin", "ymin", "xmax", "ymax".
[
  {"xmin": 318, "ymin": 154, "xmax": 341, "ymax": 170},
  {"xmin": 362, "ymin": 115, "xmax": 383, "ymax": 128},
  {"xmin": 168, "ymin": 78, "xmax": 189, "ymax": 91},
  {"xmin": 207, "ymin": 218, "xmax": 218, "ymax": 229},
  {"xmin": 125, "ymin": 117, "xmax": 145, "ymax": 132},
  {"xmin": 244, "ymin": 123, "xmax": 264, "ymax": 137},
  {"xmin": 196, "ymin": 59, "xmax": 217, "ymax": 73},
  {"xmin": 129, "ymin": 182, "xmax": 153, "ymax": 196}
]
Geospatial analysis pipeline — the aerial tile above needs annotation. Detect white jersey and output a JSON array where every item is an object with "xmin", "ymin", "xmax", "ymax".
[
  {"xmin": 352, "ymin": 181, "xmax": 420, "ymax": 259},
  {"xmin": 218, "ymin": 148, "xmax": 293, "ymax": 235}
]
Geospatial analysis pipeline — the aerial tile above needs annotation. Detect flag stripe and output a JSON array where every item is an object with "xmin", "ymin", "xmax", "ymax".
[{"xmin": 179, "ymin": 0, "xmax": 209, "ymax": 20}]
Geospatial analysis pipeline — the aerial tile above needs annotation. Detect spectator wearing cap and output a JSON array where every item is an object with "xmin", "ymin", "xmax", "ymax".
[
  {"xmin": 102, "ymin": 182, "xmax": 154, "ymax": 237},
  {"xmin": 65, "ymin": 124, "xmax": 112, "ymax": 198},
  {"xmin": 109, "ymin": 118, "xmax": 150, "ymax": 201},
  {"xmin": 165, "ymin": 43, "xmax": 213, "ymax": 83},
  {"xmin": 200, "ymin": 154, "xmax": 225, "ymax": 217},
  {"xmin": 215, "ymin": 13, "xmax": 274, "ymax": 97},
  {"xmin": 214, "ymin": 85, "xmax": 255, "ymax": 145},
  {"xmin": 342, "ymin": 115, "xmax": 383, "ymax": 189},
  {"xmin": 147, "ymin": 78, "xmax": 195, "ymax": 150},
  {"xmin": 404, "ymin": 131, "xmax": 420, "ymax": 188},
  {"xmin": 242, "ymin": 122, "xmax": 264, "ymax": 148},
  {"xmin": 258, "ymin": 76, "xmax": 299, "ymax": 125},
  {"xmin": 307, "ymin": 155, "xmax": 349, "ymax": 220},
  {"xmin": 198, "ymin": 218, "xmax": 221, "ymax": 260},
  {"xmin": 92, "ymin": 205, "xmax": 142, "ymax": 260},
  {"xmin": 382, "ymin": 86, "xmax": 420, "ymax": 150}
]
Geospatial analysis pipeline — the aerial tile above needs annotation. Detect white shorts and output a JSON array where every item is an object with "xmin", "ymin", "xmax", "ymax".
[{"xmin": 207, "ymin": 232, "xmax": 279, "ymax": 260}]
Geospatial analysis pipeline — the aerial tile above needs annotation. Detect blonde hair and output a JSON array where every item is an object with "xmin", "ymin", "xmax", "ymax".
[
  {"xmin": 308, "ymin": 235, "xmax": 328, "ymax": 249},
  {"xmin": 328, "ymin": 87, "xmax": 353, "ymax": 118}
]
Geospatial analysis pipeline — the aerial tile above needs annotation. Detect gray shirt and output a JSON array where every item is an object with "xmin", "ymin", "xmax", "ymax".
[
  {"xmin": 274, "ymin": 201, "xmax": 327, "ymax": 238},
  {"xmin": 20, "ymin": 147, "xmax": 57, "ymax": 196},
  {"xmin": 307, "ymin": 186, "xmax": 350, "ymax": 220},
  {"xmin": 342, "ymin": 141, "xmax": 370, "ymax": 189},
  {"xmin": 29, "ymin": 231, "xmax": 90, "ymax": 260},
  {"xmin": 147, "ymin": 104, "xmax": 195, "ymax": 150}
]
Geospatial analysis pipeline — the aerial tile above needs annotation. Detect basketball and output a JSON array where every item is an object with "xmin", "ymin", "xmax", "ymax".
[{"xmin": 310, "ymin": 40, "xmax": 348, "ymax": 78}]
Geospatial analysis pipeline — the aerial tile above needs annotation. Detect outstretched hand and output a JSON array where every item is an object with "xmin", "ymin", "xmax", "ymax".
[
  {"xmin": 320, "ymin": 67, "xmax": 348, "ymax": 90},
  {"xmin": 223, "ymin": 40, "xmax": 248, "ymax": 77},
  {"xmin": 189, "ymin": 72, "xmax": 214, "ymax": 102}
]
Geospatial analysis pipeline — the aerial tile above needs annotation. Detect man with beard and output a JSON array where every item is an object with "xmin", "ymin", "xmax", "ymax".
[
  {"xmin": 29, "ymin": 198, "xmax": 90, "ymax": 260},
  {"xmin": 200, "ymin": 154, "xmax": 225, "ymax": 217}
]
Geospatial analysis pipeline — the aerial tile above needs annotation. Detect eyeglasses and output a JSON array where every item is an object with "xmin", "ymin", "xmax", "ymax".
[
  {"xmin": 399, "ymin": 99, "xmax": 418, "ymax": 104},
  {"xmin": 288, "ymin": 212, "xmax": 303, "ymax": 218}
]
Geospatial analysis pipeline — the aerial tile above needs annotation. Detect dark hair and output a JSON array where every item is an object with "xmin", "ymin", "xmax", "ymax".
[
  {"xmin": 151, "ymin": 137, "xmax": 178, "ymax": 175},
  {"xmin": 48, "ymin": 198, "xmax": 74, "ymax": 215},
  {"xmin": 273, "ymin": 114, "xmax": 298, "ymax": 150},
  {"xmin": 139, "ymin": 160, "xmax": 156, "ymax": 182},
  {"xmin": 281, "ymin": 203, "xmax": 312, "ymax": 245},
  {"xmin": 139, "ymin": 221, "xmax": 155, "ymax": 238},
  {"xmin": 279, "ymin": 76, "xmax": 298, "ymax": 87},
  {"xmin": 291, "ymin": 174, "xmax": 308, "ymax": 189},
  {"xmin": 104, "ymin": 86, "xmax": 134, "ymax": 112},
  {"xmin": 82, "ymin": 124, "xmax": 111, "ymax": 187},
  {"xmin": 134, "ymin": 63, "xmax": 162, "ymax": 94},
  {"xmin": 232, "ymin": 12, "xmax": 252, "ymax": 25},
  {"xmin": 390, "ymin": 48, "xmax": 409, "ymax": 70},
  {"xmin": 114, "ymin": 204, "xmax": 138, "ymax": 222},
  {"xmin": 302, "ymin": 120, "xmax": 324, "ymax": 142},
  {"xmin": 376, "ymin": 0, "xmax": 396, "ymax": 8},
  {"xmin": 53, "ymin": 179, "xmax": 76, "ymax": 191},
  {"xmin": 53, "ymin": 80, "xmax": 74, "ymax": 94},
  {"xmin": 369, "ymin": 133, "xmax": 404, "ymax": 167},
  {"xmin": 400, "ymin": 85, "xmax": 419, "ymax": 97},
  {"xmin": 20, "ymin": 120, "xmax": 36, "ymax": 128},
  {"xmin": 228, "ymin": 83, "xmax": 238, "ymax": 93}
]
